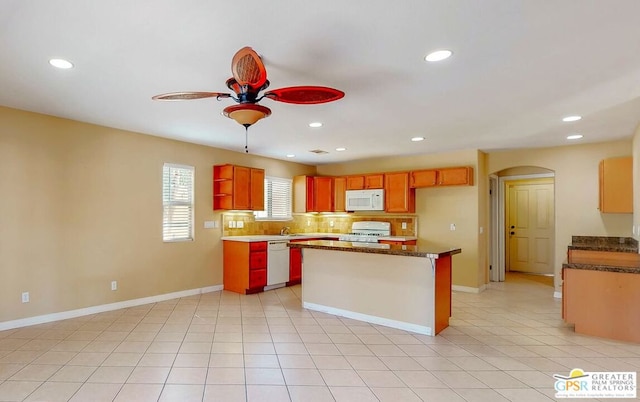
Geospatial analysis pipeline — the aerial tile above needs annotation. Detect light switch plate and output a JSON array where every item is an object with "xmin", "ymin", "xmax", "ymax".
[
  {"xmin": 236, "ymin": 221, "xmax": 244, "ymax": 228},
  {"xmin": 401, "ymin": 222, "xmax": 407, "ymax": 229},
  {"xmin": 204, "ymin": 221, "xmax": 216, "ymax": 229}
]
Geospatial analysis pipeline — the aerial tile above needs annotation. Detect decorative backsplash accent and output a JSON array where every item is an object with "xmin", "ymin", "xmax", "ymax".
[{"xmin": 221, "ymin": 213, "xmax": 417, "ymax": 237}]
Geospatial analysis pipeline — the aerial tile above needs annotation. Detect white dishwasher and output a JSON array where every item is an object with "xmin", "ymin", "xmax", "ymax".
[{"xmin": 267, "ymin": 240, "xmax": 290, "ymax": 288}]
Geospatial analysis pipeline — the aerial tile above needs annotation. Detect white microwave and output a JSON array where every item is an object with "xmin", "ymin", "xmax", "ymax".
[{"xmin": 345, "ymin": 189, "xmax": 385, "ymax": 211}]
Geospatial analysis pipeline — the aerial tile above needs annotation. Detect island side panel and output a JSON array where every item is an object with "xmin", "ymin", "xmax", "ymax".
[
  {"xmin": 434, "ymin": 255, "xmax": 452, "ymax": 334},
  {"xmin": 301, "ymin": 248, "xmax": 436, "ymax": 334},
  {"xmin": 564, "ymin": 268, "xmax": 640, "ymax": 343}
]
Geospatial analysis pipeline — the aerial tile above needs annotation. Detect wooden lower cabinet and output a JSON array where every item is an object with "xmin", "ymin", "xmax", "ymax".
[
  {"xmin": 289, "ymin": 247, "xmax": 302, "ymax": 285},
  {"xmin": 223, "ymin": 241, "xmax": 267, "ymax": 294},
  {"xmin": 564, "ymin": 267, "xmax": 640, "ymax": 343}
]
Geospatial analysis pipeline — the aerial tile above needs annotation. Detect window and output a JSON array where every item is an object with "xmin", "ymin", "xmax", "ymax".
[
  {"xmin": 162, "ymin": 163, "xmax": 194, "ymax": 241},
  {"xmin": 254, "ymin": 176, "xmax": 292, "ymax": 220}
]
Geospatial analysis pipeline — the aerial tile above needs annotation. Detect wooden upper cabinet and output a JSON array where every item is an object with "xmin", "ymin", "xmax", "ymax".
[
  {"xmin": 384, "ymin": 172, "xmax": 415, "ymax": 213},
  {"xmin": 346, "ymin": 174, "xmax": 384, "ymax": 190},
  {"xmin": 410, "ymin": 170, "xmax": 437, "ymax": 188},
  {"xmin": 365, "ymin": 174, "xmax": 384, "ymax": 189},
  {"xmin": 437, "ymin": 167, "xmax": 473, "ymax": 186},
  {"xmin": 599, "ymin": 156, "xmax": 632, "ymax": 213},
  {"xmin": 250, "ymin": 168, "xmax": 265, "ymax": 211},
  {"xmin": 314, "ymin": 177, "xmax": 334, "ymax": 212},
  {"xmin": 409, "ymin": 167, "xmax": 473, "ymax": 188},
  {"xmin": 293, "ymin": 175, "xmax": 315, "ymax": 213},
  {"xmin": 213, "ymin": 164, "xmax": 265, "ymax": 210},
  {"xmin": 333, "ymin": 177, "xmax": 347, "ymax": 212}
]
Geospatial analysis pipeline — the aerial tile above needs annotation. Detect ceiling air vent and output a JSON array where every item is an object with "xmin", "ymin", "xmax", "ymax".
[{"xmin": 309, "ymin": 149, "xmax": 329, "ymax": 154}]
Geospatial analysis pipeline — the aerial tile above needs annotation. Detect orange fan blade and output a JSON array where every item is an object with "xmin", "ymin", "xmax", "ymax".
[
  {"xmin": 152, "ymin": 91, "xmax": 231, "ymax": 101},
  {"xmin": 264, "ymin": 86, "xmax": 345, "ymax": 104},
  {"xmin": 231, "ymin": 47, "xmax": 268, "ymax": 89}
]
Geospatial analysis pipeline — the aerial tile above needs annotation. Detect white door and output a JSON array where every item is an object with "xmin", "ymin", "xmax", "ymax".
[{"xmin": 506, "ymin": 179, "xmax": 554, "ymax": 275}]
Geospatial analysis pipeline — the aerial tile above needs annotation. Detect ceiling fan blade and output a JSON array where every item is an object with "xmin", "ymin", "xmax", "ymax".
[
  {"xmin": 152, "ymin": 91, "xmax": 231, "ymax": 101},
  {"xmin": 231, "ymin": 47, "xmax": 268, "ymax": 89},
  {"xmin": 264, "ymin": 86, "xmax": 345, "ymax": 104}
]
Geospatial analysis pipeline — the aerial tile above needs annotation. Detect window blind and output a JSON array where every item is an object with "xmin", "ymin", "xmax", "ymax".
[
  {"xmin": 255, "ymin": 176, "xmax": 292, "ymax": 220},
  {"xmin": 162, "ymin": 163, "xmax": 194, "ymax": 241}
]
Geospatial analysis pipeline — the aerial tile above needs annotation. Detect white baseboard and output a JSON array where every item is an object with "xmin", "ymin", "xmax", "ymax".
[
  {"xmin": 452, "ymin": 284, "xmax": 486, "ymax": 294},
  {"xmin": 0, "ymin": 285, "xmax": 223, "ymax": 332},
  {"xmin": 553, "ymin": 291, "xmax": 562, "ymax": 299},
  {"xmin": 303, "ymin": 301, "xmax": 433, "ymax": 336}
]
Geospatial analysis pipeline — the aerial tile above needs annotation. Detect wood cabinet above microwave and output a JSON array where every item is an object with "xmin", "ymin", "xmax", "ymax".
[{"xmin": 346, "ymin": 174, "xmax": 384, "ymax": 190}]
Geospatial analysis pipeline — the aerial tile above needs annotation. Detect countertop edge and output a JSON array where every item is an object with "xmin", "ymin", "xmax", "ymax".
[
  {"xmin": 562, "ymin": 263, "xmax": 640, "ymax": 274},
  {"xmin": 289, "ymin": 240, "xmax": 461, "ymax": 259}
]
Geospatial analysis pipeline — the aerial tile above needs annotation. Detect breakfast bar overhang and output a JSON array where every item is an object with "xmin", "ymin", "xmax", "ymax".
[{"xmin": 288, "ymin": 240, "xmax": 461, "ymax": 336}]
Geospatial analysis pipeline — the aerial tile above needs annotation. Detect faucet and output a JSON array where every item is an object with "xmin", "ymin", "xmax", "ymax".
[{"xmin": 280, "ymin": 226, "xmax": 291, "ymax": 236}]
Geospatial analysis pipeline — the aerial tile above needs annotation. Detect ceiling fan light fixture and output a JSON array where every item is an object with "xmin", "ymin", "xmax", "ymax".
[{"xmin": 223, "ymin": 104, "xmax": 271, "ymax": 127}]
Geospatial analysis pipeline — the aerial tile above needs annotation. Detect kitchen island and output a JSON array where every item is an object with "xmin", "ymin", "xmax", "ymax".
[{"xmin": 288, "ymin": 240, "xmax": 461, "ymax": 336}]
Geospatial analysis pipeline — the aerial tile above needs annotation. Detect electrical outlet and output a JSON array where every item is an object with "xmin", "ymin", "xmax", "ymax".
[
  {"xmin": 236, "ymin": 221, "xmax": 244, "ymax": 228},
  {"xmin": 479, "ymin": 226, "xmax": 484, "ymax": 234},
  {"xmin": 401, "ymin": 222, "xmax": 407, "ymax": 230},
  {"xmin": 307, "ymin": 220, "xmax": 311, "ymax": 226},
  {"xmin": 21, "ymin": 292, "xmax": 29, "ymax": 303},
  {"xmin": 450, "ymin": 223, "xmax": 456, "ymax": 231},
  {"xmin": 329, "ymin": 221, "xmax": 334, "ymax": 227},
  {"xmin": 111, "ymin": 281, "xmax": 117, "ymax": 291}
]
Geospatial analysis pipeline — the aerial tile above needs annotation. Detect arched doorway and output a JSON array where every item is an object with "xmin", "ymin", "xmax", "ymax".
[{"xmin": 489, "ymin": 166, "xmax": 555, "ymax": 283}]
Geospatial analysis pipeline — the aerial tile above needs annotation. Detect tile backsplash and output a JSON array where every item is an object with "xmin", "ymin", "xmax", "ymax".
[{"xmin": 222, "ymin": 213, "xmax": 417, "ymax": 237}]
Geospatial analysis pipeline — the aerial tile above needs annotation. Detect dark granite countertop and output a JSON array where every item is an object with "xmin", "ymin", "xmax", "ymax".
[
  {"xmin": 563, "ymin": 262, "xmax": 640, "ymax": 274},
  {"xmin": 568, "ymin": 236, "xmax": 638, "ymax": 253},
  {"xmin": 288, "ymin": 240, "xmax": 461, "ymax": 259}
]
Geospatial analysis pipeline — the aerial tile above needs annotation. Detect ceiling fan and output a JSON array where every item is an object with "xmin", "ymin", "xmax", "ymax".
[{"xmin": 152, "ymin": 46, "xmax": 345, "ymax": 152}]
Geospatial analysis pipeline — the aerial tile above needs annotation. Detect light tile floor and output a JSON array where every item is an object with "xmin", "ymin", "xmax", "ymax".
[{"xmin": 1, "ymin": 273, "xmax": 638, "ymax": 401}]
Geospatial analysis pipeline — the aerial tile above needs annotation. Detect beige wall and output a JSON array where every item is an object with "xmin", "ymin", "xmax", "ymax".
[
  {"xmin": 0, "ymin": 106, "xmax": 315, "ymax": 322},
  {"xmin": 317, "ymin": 149, "xmax": 483, "ymax": 289},
  {"xmin": 488, "ymin": 140, "xmax": 633, "ymax": 290},
  {"xmin": 2, "ymin": 104, "xmax": 635, "ymax": 324}
]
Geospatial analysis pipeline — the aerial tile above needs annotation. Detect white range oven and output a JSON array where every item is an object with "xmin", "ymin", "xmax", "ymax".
[{"xmin": 338, "ymin": 221, "xmax": 391, "ymax": 248}]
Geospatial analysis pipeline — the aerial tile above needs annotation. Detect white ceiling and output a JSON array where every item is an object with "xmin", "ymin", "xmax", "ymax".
[{"xmin": 2, "ymin": 1, "xmax": 640, "ymax": 165}]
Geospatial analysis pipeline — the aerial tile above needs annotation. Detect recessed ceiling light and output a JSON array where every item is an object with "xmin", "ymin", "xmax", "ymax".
[
  {"xmin": 567, "ymin": 134, "xmax": 583, "ymax": 140},
  {"xmin": 425, "ymin": 50, "xmax": 452, "ymax": 62},
  {"xmin": 309, "ymin": 122, "xmax": 323, "ymax": 128},
  {"xmin": 562, "ymin": 115, "xmax": 582, "ymax": 122},
  {"xmin": 286, "ymin": 154, "xmax": 295, "ymax": 158},
  {"xmin": 49, "ymin": 58, "xmax": 74, "ymax": 69},
  {"xmin": 335, "ymin": 147, "xmax": 346, "ymax": 152},
  {"xmin": 411, "ymin": 137, "xmax": 425, "ymax": 142}
]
